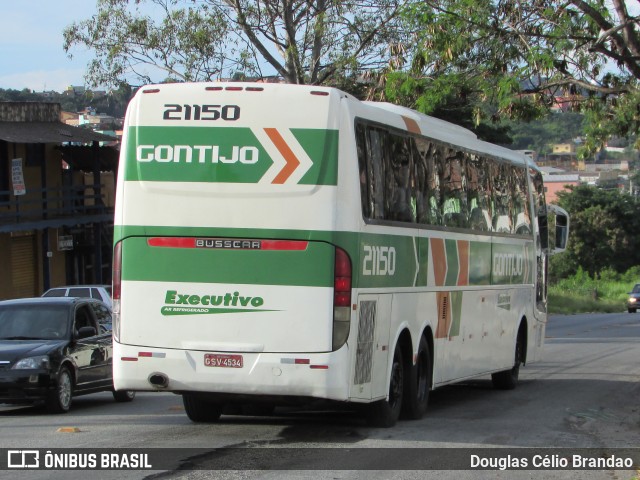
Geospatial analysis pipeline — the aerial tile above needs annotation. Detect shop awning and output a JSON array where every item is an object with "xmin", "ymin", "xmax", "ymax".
[{"xmin": 0, "ymin": 121, "xmax": 115, "ymax": 144}]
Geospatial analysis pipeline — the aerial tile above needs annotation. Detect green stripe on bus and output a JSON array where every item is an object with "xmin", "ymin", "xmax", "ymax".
[
  {"xmin": 114, "ymin": 225, "xmax": 533, "ymax": 288},
  {"xmin": 445, "ymin": 239, "xmax": 459, "ymax": 286},
  {"xmin": 469, "ymin": 242, "xmax": 492, "ymax": 285},
  {"xmin": 120, "ymin": 237, "xmax": 334, "ymax": 287},
  {"xmin": 450, "ymin": 291, "xmax": 463, "ymax": 337},
  {"xmin": 124, "ymin": 126, "xmax": 271, "ymax": 183},
  {"xmin": 491, "ymin": 243, "xmax": 531, "ymax": 285},
  {"xmin": 356, "ymin": 233, "xmax": 417, "ymax": 288},
  {"xmin": 123, "ymin": 127, "xmax": 339, "ymax": 185},
  {"xmin": 416, "ymin": 237, "xmax": 430, "ymax": 287},
  {"xmin": 292, "ymin": 129, "xmax": 339, "ymax": 185}
]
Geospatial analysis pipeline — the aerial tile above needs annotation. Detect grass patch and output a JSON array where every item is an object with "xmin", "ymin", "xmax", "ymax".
[
  {"xmin": 548, "ymin": 267, "xmax": 638, "ymax": 314},
  {"xmin": 548, "ymin": 290, "xmax": 623, "ymax": 315}
]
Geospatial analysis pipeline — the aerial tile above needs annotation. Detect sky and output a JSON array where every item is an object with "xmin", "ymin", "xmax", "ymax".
[
  {"xmin": 1, "ymin": 1, "xmax": 637, "ymax": 93},
  {"xmin": 0, "ymin": 1, "xmax": 121, "ymax": 92}
]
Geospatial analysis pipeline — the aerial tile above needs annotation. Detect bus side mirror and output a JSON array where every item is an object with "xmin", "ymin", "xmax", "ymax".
[{"xmin": 547, "ymin": 204, "xmax": 570, "ymax": 254}]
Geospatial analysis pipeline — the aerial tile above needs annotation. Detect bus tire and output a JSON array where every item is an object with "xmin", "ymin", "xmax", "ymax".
[
  {"xmin": 182, "ymin": 394, "xmax": 224, "ymax": 422},
  {"xmin": 403, "ymin": 336, "xmax": 431, "ymax": 420},
  {"xmin": 112, "ymin": 390, "xmax": 136, "ymax": 402},
  {"xmin": 242, "ymin": 403, "xmax": 276, "ymax": 416},
  {"xmin": 366, "ymin": 343, "xmax": 404, "ymax": 428},
  {"xmin": 492, "ymin": 332, "xmax": 524, "ymax": 390}
]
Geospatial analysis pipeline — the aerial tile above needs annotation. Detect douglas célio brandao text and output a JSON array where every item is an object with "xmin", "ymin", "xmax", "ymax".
[{"xmin": 470, "ymin": 454, "xmax": 634, "ymax": 470}]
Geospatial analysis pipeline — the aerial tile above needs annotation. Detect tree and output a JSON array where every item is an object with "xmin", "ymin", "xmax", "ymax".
[
  {"xmin": 63, "ymin": 0, "xmax": 410, "ymax": 88},
  {"xmin": 504, "ymin": 111, "xmax": 585, "ymax": 153},
  {"xmin": 378, "ymin": 0, "xmax": 640, "ymax": 153},
  {"xmin": 551, "ymin": 185, "xmax": 640, "ymax": 278},
  {"xmin": 0, "ymin": 88, "xmax": 40, "ymax": 102}
]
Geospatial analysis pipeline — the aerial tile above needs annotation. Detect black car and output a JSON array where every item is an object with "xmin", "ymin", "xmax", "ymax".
[
  {"xmin": 0, "ymin": 297, "xmax": 134, "ymax": 413},
  {"xmin": 627, "ymin": 283, "xmax": 640, "ymax": 313}
]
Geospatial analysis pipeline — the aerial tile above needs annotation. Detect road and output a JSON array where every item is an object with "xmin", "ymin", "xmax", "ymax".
[{"xmin": 2, "ymin": 313, "xmax": 640, "ymax": 480}]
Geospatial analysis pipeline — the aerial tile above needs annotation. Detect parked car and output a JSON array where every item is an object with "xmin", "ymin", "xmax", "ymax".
[
  {"xmin": 0, "ymin": 297, "xmax": 134, "ymax": 413},
  {"xmin": 42, "ymin": 285, "xmax": 112, "ymax": 308},
  {"xmin": 627, "ymin": 284, "xmax": 640, "ymax": 313}
]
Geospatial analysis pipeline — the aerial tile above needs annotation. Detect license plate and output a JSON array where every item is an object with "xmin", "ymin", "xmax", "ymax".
[{"xmin": 204, "ymin": 353, "xmax": 243, "ymax": 368}]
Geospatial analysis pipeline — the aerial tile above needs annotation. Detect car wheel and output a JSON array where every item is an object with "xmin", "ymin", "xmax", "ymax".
[
  {"xmin": 113, "ymin": 390, "xmax": 136, "ymax": 402},
  {"xmin": 46, "ymin": 366, "xmax": 73, "ymax": 413},
  {"xmin": 628, "ymin": 308, "xmax": 636, "ymax": 313}
]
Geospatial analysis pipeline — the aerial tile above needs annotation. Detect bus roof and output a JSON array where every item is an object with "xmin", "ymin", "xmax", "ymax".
[
  {"xmin": 128, "ymin": 81, "xmax": 532, "ymax": 169},
  {"xmin": 359, "ymin": 99, "xmax": 531, "ymax": 168}
]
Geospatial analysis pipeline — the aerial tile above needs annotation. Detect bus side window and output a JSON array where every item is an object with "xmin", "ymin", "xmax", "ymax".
[
  {"xmin": 386, "ymin": 134, "xmax": 415, "ymax": 223},
  {"xmin": 355, "ymin": 123, "xmax": 371, "ymax": 219},
  {"xmin": 414, "ymin": 138, "xmax": 442, "ymax": 226},
  {"xmin": 513, "ymin": 167, "xmax": 532, "ymax": 235},
  {"xmin": 442, "ymin": 150, "xmax": 467, "ymax": 228},
  {"xmin": 367, "ymin": 128, "xmax": 386, "ymax": 220},
  {"xmin": 492, "ymin": 161, "xmax": 513, "ymax": 233},
  {"xmin": 467, "ymin": 153, "xmax": 491, "ymax": 231}
]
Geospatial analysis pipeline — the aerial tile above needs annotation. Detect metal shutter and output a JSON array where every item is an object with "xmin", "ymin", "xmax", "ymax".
[{"xmin": 11, "ymin": 235, "xmax": 37, "ymax": 298}]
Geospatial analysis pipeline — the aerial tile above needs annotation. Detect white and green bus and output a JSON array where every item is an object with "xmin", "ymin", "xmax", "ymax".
[{"xmin": 112, "ymin": 82, "xmax": 569, "ymax": 427}]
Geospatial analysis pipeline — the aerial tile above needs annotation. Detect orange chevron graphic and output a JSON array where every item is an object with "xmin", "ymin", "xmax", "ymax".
[
  {"xmin": 264, "ymin": 128, "xmax": 301, "ymax": 184},
  {"xmin": 457, "ymin": 240, "xmax": 469, "ymax": 286},
  {"xmin": 401, "ymin": 116, "xmax": 421, "ymax": 134},
  {"xmin": 430, "ymin": 238, "xmax": 447, "ymax": 287}
]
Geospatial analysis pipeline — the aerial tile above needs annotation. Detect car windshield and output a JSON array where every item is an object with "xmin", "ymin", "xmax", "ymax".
[
  {"xmin": 633, "ymin": 285, "xmax": 640, "ymax": 294},
  {"xmin": 42, "ymin": 289, "xmax": 66, "ymax": 297},
  {"xmin": 0, "ymin": 305, "xmax": 69, "ymax": 340}
]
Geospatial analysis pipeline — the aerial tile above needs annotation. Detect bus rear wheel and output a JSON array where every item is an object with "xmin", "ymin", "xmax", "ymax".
[
  {"xmin": 182, "ymin": 394, "xmax": 224, "ymax": 422},
  {"xmin": 366, "ymin": 343, "xmax": 404, "ymax": 428},
  {"xmin": 403, "ymin": 336, "xmax": 431, "ymax": 419}
]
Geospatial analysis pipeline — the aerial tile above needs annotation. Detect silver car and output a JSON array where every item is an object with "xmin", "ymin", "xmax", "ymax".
[{"xmin": 42, "ymin": 285, "xmax": 112, "ymax": 308}]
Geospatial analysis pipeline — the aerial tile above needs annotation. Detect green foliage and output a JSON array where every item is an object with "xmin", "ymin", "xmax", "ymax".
[
  {"xmin": 582, "ymin": 90, "xmax": 640, "ymax": 155},
  {"xmin": 65, "ymin": 0, "xmax": 234, "ymax": 88},
  {"xmin": 0, "ymin": 88, "xmax": 41, "ymax": 102},
  {"xmin": 64, "ymin": 0, "xmax": 409, "ymax": 88},
  {"xmin": 379, "ymin": 71, "xmax": 514, "ymax": 143},
  {"xmin": 379, "ymin": 0, "xmax": 640, "ymax": 154},
  {"xmin": 548, "ymin": 291, "xmax": 621, "ymax": 315},
  {"xmin": 548, "ymin": 266, "xmax": 640, "ymax": 314},
  {"xmin": 550, "ymin": 185, "xmax": 640, "ymax": 279},
  {"xmin": 502, "ymin": 112, "xmax": 585, "ymax": 153},
  {"xmin": 0, "ymin": 87, "xmax": 132, "ymax": 118}
]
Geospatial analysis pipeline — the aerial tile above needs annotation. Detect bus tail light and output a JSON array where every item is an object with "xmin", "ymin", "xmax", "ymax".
[
  {"xmin": 112, "ymin": 241, "xmax": 122, "ymax": 342},
  {"xmin": 333, "ymin": 247, "xmax": 352, "ymax": 351}
]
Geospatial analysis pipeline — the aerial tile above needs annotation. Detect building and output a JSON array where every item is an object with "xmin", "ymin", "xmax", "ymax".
[
  {"xmin": 0, "ymin": 102, "xmax": 118, "ymax": 300},
  {"xmin": 542, "ymin": 174, "xmax": 580, "ymax": 203},
  {"xmin": 539, "ymin": 167, "xmax": 580, "ymax": 203}
]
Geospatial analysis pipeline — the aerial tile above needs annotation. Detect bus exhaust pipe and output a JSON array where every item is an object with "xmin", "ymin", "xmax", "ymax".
[{"xmin": 148, "ymin": 373, "xmax": 169, "ymax": 388}]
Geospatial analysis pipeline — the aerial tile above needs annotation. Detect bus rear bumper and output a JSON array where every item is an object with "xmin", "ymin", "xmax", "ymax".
[{"xmin": 113, "ymin": 342, "xmax": 351, "ymax": 402}]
